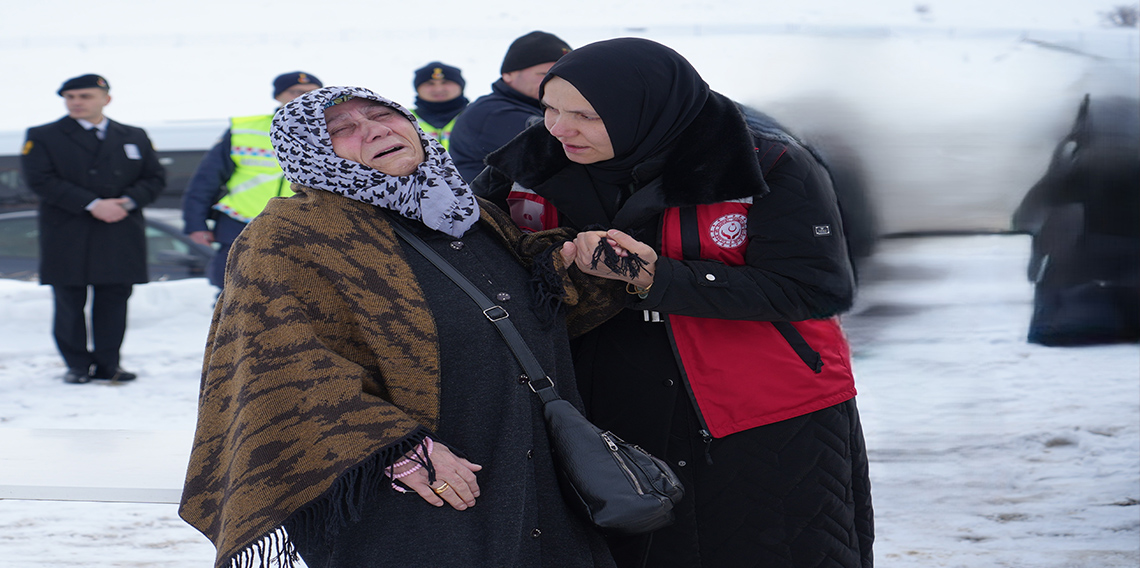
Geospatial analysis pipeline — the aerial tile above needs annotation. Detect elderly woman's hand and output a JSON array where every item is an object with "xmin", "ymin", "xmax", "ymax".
[
  {"xmin": 561, "ymin": 229, "xmax": 657, "ymax": 289},
  {"xmin": 396, "ymin": 442, "xmax": 482, "ymax": 511}
]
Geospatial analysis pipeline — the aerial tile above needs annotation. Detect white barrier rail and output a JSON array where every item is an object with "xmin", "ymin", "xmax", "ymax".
[{"xmin": 0, "ymin": 429, "xmax": 192, "ymax": 504}]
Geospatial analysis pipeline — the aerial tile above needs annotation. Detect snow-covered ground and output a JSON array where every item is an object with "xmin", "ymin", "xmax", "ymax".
[
  {"xmin": 0, "ymin": 234, "xmax": 1136, "ymax": 567},
  {"xmin": 848, "ymin": 236, "xmax": 1140, "ymax": 567},
  {"xmin": 1, "ymin": 1, "xmax": 1137, "ymax": 565}
]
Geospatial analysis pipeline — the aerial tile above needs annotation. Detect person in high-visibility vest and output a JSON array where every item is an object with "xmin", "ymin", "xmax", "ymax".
[
  {"xmin": 410, "ymin": 62, "xmax": 467, "ymax": 153},
  {"xmin": 181, "ymin": 71, "xmax": 322, "ymax": 289}
]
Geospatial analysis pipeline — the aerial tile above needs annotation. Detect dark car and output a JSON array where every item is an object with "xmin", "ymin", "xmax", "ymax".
[
  {"xmin": 0, "ymin": 209, "xmax": 214, "ymax": 282},
  {"xmin": 1011, "ymin": 95, "xmax": 1140, "ymax": 346}
]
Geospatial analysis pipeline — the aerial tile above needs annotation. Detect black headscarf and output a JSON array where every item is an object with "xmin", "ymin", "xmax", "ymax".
[{"xmin": 540, "ymin": 37, "xmax": 710, "ymax": 185}]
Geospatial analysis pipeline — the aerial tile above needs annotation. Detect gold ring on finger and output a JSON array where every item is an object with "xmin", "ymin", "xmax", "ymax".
[{"xmin": 431, "ymin": 481, "xmax": 451, "ymax": 495}]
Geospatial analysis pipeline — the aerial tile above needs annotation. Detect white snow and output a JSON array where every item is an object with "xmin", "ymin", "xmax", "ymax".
[
  {"xmin": 1, "ymin": 1, "xmax": 1138, "ymax": 565},
  {"xmin": 848, "ymin": 236, "xmax": 1140, "ymax": 567},
  {"xmin": 1, "ymin": 234, "xmax": 1136, "ymax": 567}
]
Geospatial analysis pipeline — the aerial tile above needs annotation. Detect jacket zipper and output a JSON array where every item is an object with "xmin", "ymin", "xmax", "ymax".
[
  {"xmin": 657, "ymin": 210, "xmax": 718, "ymax": 462},
  {"xmin": 663, "ymin": 315, "xmax": 716, "ymax": 462}
]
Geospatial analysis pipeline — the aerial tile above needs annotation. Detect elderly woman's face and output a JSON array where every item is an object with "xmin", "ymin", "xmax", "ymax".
[
  {"xmin": 324, "ymin": 97, "xmax": 425, "ymax": 176},
  {"xmin": 542, "ymin": 76, "xmax": 614, "ymax": 165}
]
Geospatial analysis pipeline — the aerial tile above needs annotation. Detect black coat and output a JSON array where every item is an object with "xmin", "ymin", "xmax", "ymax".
[
  {"xmin": 21, "ymin": 116, "xmax": 166, "ymax": 285},
  {"xmin": 473, "ymin": 93, "xmax": 872, "ymax": 567},
  {"xmin": 448, "ymin": 79, "xmax": 545, "ymax": 182},
  {"xmin": 181, "ymin": 128, "xmax": 234, "ymax": 235}
]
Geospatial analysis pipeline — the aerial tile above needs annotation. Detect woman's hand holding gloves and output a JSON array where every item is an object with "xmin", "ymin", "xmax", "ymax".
[{"xmin": 561, "ymin": 229, "xmax": 657, "ymax": 290}]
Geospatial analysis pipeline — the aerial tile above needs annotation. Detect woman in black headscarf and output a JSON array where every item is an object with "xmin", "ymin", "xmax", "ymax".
[{"xmin": 473, "ymin": 38, "xmax": 874, "ymax": 568}]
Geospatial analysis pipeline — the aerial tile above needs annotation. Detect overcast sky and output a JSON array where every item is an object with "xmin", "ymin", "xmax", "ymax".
[{"xmin": 1, "ymin": 0, "xmax": 1130, "ymax": 137}]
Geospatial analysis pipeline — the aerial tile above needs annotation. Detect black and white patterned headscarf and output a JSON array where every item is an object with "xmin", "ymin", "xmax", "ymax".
[{"xmin": 271, "ymin": 85, "xmax": 479, "ymax": 237}]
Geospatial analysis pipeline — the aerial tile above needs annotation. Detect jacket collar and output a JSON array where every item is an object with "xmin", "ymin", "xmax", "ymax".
[
  {"xmin": 60, "ymin": 116, "xmax": 106, "ymax": 154},
  {"xmin": 486, "ymin": 91, "xmax": 769, "ymax": 210},
  {"xmin": 490, "ymin": 78, "xmax": 542, "ymax": 110}
]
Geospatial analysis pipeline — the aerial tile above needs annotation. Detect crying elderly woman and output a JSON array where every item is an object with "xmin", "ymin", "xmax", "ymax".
[{"xmin": 178, "ymin": 86, "xmax": 620, "ymax": 568}]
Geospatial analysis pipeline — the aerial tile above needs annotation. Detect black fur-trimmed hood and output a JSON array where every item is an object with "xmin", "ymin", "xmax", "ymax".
[{"xmin": 485, "ymin": 91, "xmax": 770, "ymax": 207}]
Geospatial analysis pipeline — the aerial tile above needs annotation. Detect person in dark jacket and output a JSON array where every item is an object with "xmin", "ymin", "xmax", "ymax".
[
  {"xmin": 448, "ymin": 30, "xmax": 571, "ymax": 181},
  {"xmin": 473, "ymin": 38, "xmax": 874, "ymax": 568},
  {"xmin": 410, "ymin": 61, "xmax": 468, "ymax": 151},
  {"xmin": 1011, "ymin": 94, "xmax": 1140, "ymax": 345},
  {"xmin": 181, "ymin": 71, "xmax": 322, "ymax": 290},
  {"xmin": 21, "ymin": 74, "xmax": 166, "ymax": 384}
]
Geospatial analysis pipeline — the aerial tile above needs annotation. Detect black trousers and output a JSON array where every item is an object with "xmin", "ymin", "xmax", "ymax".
[{"xmin": 52, "ymin": 284, "xmax": 133, "ymax": 372}]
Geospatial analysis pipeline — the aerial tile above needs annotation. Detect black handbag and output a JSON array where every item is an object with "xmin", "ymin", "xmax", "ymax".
[{"xmin": 391, "ymin": 220, "xmax": 684, "ymax": 535}]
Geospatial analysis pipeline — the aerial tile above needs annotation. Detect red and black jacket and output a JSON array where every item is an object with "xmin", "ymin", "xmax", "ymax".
[{"xmin": 474, "ymin": 92, "xmax": 858, "ymax": 437}]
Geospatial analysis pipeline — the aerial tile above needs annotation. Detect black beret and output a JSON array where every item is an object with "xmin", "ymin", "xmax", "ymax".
[
  {"xmin": 273, "ymin": 71, "xmax": 323, "ymax": 98},
  {"xmin": 413, "ymin": 62, "xmax": 465, "ymax": 90},
  {"xmin": 57, "ymin": 74, "xmax": 110, "ymax": 96}
]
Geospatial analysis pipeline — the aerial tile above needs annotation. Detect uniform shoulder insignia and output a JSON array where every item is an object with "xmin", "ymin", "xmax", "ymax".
[{"xmin": 21, "ymin": 140, "xmax": 33, "ymax": 155}]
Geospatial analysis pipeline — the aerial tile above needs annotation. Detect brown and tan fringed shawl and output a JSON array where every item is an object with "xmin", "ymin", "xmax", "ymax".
[{"xmin": 179, "ymin": 187, "xmax": 622, "ymax": 568}]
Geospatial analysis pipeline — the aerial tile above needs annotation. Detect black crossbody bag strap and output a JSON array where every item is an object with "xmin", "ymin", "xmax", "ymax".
[
  {"xmin": 394, "ymin": 219, "xmax": 684, "ymax": 537},
  {"xmin": 388, "ymin": 220, "xmax": 562, "ymax": 404}
]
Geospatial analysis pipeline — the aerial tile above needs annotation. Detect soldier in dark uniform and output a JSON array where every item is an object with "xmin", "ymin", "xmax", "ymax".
[{"xmin": 20, "ymin": 74, "xmax": 166, "ymax": 384}]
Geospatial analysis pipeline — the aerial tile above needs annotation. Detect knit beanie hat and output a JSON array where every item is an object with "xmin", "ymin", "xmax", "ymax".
[
  {"xmin": 500, "ymin": 31, "xmax": 572, "ymax": 74},
  {"xmin": 413, "ymin": 62, "xmax": 466, "ymax": 90},
  {"xmin": 273, "ymin": 71, "xmax": 323, "ymax": 98}
]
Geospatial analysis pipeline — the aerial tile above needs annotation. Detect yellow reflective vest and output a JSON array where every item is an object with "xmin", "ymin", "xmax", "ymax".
[
  {"xmin": 214, "ymin": 114, "xmax": 290, "ymax": 222},
  {"xmin": 412, "ymin": 110, "xmax": 459, "ymax": 152}
]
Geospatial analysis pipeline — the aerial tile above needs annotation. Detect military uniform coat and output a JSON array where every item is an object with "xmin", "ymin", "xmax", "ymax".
[{"xmin": 21, "ymin": 116, "xmax": 166, "ymax": 285}]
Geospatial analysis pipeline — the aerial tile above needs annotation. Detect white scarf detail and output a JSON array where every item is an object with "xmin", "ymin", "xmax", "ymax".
[{"xmin": 270, "ymin": 85, "xmax": 479, "ymax": 237}]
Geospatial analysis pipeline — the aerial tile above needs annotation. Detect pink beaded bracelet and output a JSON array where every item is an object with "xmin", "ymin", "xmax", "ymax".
[
  {"xmin": 389, "ymin": 437, "xmax": 433, "ymax": 471},
  {"xmin": 386, "ymin": 437, "xmax": 433, "ymax": 492}
]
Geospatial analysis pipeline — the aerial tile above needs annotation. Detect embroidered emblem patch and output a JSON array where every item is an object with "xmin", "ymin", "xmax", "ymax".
[
  {"xmin": 813, "ymin": 224, "xmax": 832, "ymax": 237},
  {"xmin": 710, "ymin": 213, "xmax": 748, "ymax": 248},
  {"xmin": 21, "ymin": 140, "xmax": 33, "ymax": 155}
]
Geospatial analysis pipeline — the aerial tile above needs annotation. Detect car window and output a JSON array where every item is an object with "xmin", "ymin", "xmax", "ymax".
[
  {"xmin": 0, "ymin": 216, "xmax": 38, "ymax": 258},
  {"xmin": 146, "ymin": 225, "xmax": 191, "ymax": 264}
]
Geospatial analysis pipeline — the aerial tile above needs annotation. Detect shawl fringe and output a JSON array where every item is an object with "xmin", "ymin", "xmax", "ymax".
[
  {"xmin": 225, "ymin": 527, "xmax": 298, "ymax": 568},
  {"xmin": 224, "ymin": 427, "xmax": 432, "ymax": 568},
  {"xmin": 529, "ymin": 242, "xmax": 571, "ymax": 327},
  {"xmin": 475, "ymin": 195, "xmax": 577, "ymax": 329}
]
